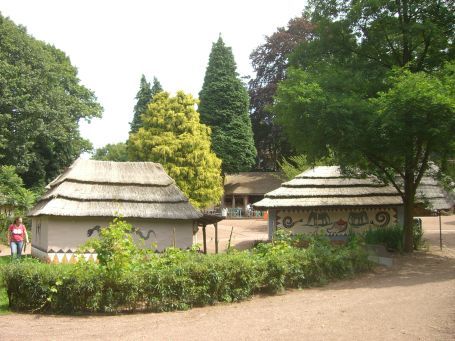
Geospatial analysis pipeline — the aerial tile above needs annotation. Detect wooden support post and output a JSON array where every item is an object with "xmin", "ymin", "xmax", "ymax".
[
  {"xmin": 439, "ymin": 210, "xmax": 442, "ymax": 251},
  {"xmin": 202, "ymin": 224, "xmax": 207, "ymax": 254},
  {"xmin": 215, "ymin": 222, "xmax": 219, "ymax": 254}
]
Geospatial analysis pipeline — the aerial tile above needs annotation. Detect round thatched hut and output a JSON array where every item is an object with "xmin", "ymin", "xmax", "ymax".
[
  {"xmin": 28, "ymin": 159, "xmax": 202, "ymax": 263},
  {"xmin": 254, "ymin": 166, "xmax": 404, "ymax": 240}
]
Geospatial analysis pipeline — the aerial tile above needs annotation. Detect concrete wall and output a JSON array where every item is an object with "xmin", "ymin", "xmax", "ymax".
[{"xmin": 268, "ymin": 206, "xmax": 402, "ymax": 239}]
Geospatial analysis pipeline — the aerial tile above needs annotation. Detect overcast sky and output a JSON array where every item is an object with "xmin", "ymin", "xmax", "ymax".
[{"xmin": 0, "ymin": 0, "xmax": 306, "ymax": 149}]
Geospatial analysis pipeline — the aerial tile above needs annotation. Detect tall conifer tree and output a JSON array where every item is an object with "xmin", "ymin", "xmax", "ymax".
[
  {"xmin": 199, "ymin": 36, "xmax": 257, "ymax": 174},
  {"xmin": 130, "ymin": 75, "xmax": 163, "ymax": 134}
]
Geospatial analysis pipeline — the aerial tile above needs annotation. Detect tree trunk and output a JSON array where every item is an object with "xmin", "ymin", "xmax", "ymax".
[{"xmin": 403, "ymin": 172, "xmax": 415, "ymax": 252}]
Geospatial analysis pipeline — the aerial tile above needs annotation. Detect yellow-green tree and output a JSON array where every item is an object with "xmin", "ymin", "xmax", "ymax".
[{"xmin": 128, "ymin": 91, "xmax": 223, "ymax": 208}]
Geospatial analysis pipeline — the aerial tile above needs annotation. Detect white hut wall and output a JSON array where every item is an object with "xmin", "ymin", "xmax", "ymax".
[
  {"xmin": 268, "ymin": 209, "xmax": 277, "ymax": 240},
  {"xmin": 275, "ymin": 207, "xmax": 399, "ymax": 237},
  {"xmin": 31, "ymin": 216, "xmax": 49, "ymax": 258},
  {"xmin": 127, "ymin": 218, "xmax": 194, "ymax": 251},
  {"xmin": 45, "ymin": 216, "xmax": 194, "ymax": 253}
]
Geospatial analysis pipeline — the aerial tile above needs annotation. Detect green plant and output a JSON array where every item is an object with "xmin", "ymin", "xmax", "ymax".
[
  {"xmin": 412, "ymin": 219, "xmax": 426, "ymax": 250},
  {"xmin": 364, "ymin": 226, "xmax": 404, "ymax": 252},
  {"xmin": 2, "ymin": 219, "xmax": 371, "ymax": 314}
]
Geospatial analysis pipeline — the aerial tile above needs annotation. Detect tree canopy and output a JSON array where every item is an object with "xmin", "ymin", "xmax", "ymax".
[
  {"xmin": 0, "ymin": 14, "xmax": 102, "ymax": 188},
  {"xmin": 130, "ymin": 75, "xmax": 163, "ymax": 134},
  {"xmin": 92, "ymin": 142, "xmax": 129, "ymax": 162},
  {"xmin": 249, "ymin": 16, "xmax": 314, "ymax": 170},
  {"xmin": 128, "ymin": 91, "xmax": 223, "ymax": 208},
  {"xmin": 0, "ymin": 165, "xmax": 35, "ymax": 213},
  {"xmin": 274, "ymin": 0, "xmax": 455, "ymax": 252},
  {"xmin": 198, "ymin": 36, "xmax": 256, "ymax": 174}
]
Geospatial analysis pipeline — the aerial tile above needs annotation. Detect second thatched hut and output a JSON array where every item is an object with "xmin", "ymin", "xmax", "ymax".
[{"xmin": 254, "ymin": 166, "xmax": 404, "ymax": 240}]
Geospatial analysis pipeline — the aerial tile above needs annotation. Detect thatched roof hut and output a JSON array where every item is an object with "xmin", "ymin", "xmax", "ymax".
[
  {"xmin": 224, "ymin": 172, "xmax": 284, "ymax": 197},
  {"xmin": 28, "ymin": 159, "xmax": 202, "ymax": 263},
  {"xmin": 223, "ymin": 172, "xmax": 283, "ymax": 215},
  {"xmin": 254, "ymin": 166, "xmax": 404, "ymax": 239}
]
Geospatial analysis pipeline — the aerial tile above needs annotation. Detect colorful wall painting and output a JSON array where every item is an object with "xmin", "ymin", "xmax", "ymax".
[{"xmin": 276, "ymin": 207, "xmax": 397, "ymax": 236}]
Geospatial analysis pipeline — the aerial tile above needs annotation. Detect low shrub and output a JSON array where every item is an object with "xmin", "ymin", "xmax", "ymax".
[
  {"xmin": 1, "ymin": 220, "xmax": 371, "ymax": 314},
  {"xmin": 364, "ymin": 225, "xmax": 404, "ymax": 252},
  {"xmin": 364, "ymin": 222, "xmax": 426, "ymax": 252}
]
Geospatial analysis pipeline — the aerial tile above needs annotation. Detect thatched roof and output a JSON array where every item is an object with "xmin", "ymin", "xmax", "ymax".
[
  {"xmin": 28, "ymin": 159, "xmax": 202, "ymax": 220},
  {"xmin": 415, "ymin": 176, "xmax": 453, "ymax": 211},
  {"xmin": 254, "ymin": 166, "xmax": 403, "ymax": 209},
  {"xmin": 224, "ymin": 172, "xmax": 284, "ymax": 196}
]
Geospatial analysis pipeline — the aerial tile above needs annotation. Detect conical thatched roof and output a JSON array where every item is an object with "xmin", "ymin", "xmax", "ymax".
[
  {"xmin": 254, "ymin": 166, "xmax": 403, "ymax": 208},
  {"xmin": 28, "ymin": 159, "xmax": 202, "ymax": 220},
  {"xmin": 415, "ymin": 176, "xmax": 453, "ymax": 211}
]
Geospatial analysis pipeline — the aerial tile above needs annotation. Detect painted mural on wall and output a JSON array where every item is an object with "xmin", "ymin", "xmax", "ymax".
[
  {"xmin": 87, "ymin": 225, "xmax": 156, "ymax": 240},
  {"xmin": 276, "ymin": 208, "xmax": 397, "ymax": 236}
]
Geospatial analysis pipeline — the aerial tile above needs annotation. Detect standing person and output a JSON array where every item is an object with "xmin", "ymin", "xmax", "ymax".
[{"xmin": 7, "ymin": 217, "xmax": 29, "ymax": 259}]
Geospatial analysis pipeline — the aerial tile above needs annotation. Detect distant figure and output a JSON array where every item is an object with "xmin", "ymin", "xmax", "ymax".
[
  {"xmin": 7, "ymin": 217, "xmax": 29, "ymax": 259},
  {"xmin": 246, "ymin": 203, "xmax": 253, "ymax": 217},
  {"xmin": 222, "ymin": 207, "xmax": 228, "ymax": 217}
]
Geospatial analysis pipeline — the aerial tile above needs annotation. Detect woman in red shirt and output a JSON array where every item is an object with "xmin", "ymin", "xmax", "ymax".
[{"xmin": 7, "ymin": 217, "xmax": 29, "ymax": 259}]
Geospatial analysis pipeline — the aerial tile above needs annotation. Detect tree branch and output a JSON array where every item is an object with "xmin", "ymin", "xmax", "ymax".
[
  {"xmin": 414, "ymin": 143, "xmax": 431, "ymax": 190},
  {"xmin": 383, "ymin": 31, "xmax": 403, "ymax": 66},
  {"xmin": 365, "ymin": 153, "xmax": 404, "ymax": 198}
]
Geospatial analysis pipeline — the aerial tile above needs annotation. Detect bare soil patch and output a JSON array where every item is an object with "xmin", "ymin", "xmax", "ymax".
[{"xmin": 0, "ymin": 216, "xmax": 454, "ymax": 340}]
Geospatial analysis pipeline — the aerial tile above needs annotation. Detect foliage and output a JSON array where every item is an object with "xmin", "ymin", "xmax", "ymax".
[
  {"xmin": 92, "ymin": 142, "xmax": 129, "ymax": 161},
  {"xmin": 128, "ymin": 91, "xmax": 223, "ymax": 208},
  {"xmin": 0, "ymin": 165, "xmax": 36, "ymax": 211},
  {"xmin": 274, "ymin": 0, "xmax": 455, "ymax": 252},
  {"xmin": 198, "ymin": 36, "xmax": 257, "ymax": 174},
  {"xmin": 363, "ymin": 222, "xmax": 425, "ymax": 252},
  {"xmin": 2, "ymin": 219, "xmax": 370, "ymax": 314},
  {"xmin": 249, "ymin": 15, "xmax": 314, "ymax": 170},
  {"xmin": 279, "ymin": 154, "xmax": 335, "ymax": 180},
  {"xmin": 364, "ymin": 226, "xmax": 404, "ymax": 252},
  {"xmin": 130, "ymin": 75, "xmax": 163, "ymax": 134},
  {"xmin": 79, "ymin": 218, "xmax": 143, "ymax": 276},
  {"xmin": 0, "ymin": 15, "xmax": 102, "ymax": 188},
  {"xmin": 0, "ymin": 165, "xmax": 36, "ymax": 242}
]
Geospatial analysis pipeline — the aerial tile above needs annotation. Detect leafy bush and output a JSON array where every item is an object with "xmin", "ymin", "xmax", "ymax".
[{"xmin": 1, "ymin": 220, "xmax": 371, "ymax": 314}]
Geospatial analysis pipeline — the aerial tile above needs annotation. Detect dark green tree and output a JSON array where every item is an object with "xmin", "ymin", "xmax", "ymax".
[
  {"xmin": 151, "ymin": 77, "xmax": 163, "ymax": 97},
  {"xmin": 274, "ymin": 0, "xmax": 455, "ymax": 252},
  {"xmin": 249, "ymin": 16, "xmax": 313, "ymax": 170},
  {"xmin": 92, "ymin": 142, "xmax": 129, "ymax": 161},
  {"xmin": 0, "ymin": 14, "xmax": 102, "ymax": 188},
  {"xmin": 130, "ymin": 75, "xmax": 163, "ymax": 134},
  {"xmin": 199, "ymin": 36, "xmax": 256, "ymax": 174}
]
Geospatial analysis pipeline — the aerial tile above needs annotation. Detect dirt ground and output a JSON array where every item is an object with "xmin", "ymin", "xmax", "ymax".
[{"xmin": 0, "ymin": 216, "xmax": 454, "ymax": 340}]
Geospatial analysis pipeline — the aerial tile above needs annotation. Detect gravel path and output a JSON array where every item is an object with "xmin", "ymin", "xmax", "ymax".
[{"xmin": 0, "ymin": 216, "xmax": 454, "ymax": 340}]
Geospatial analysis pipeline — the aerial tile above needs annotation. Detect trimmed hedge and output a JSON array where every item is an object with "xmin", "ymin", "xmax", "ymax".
[{"xmin": 2, "ymin": 223, "xmax": 371, "ymax": 314}]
